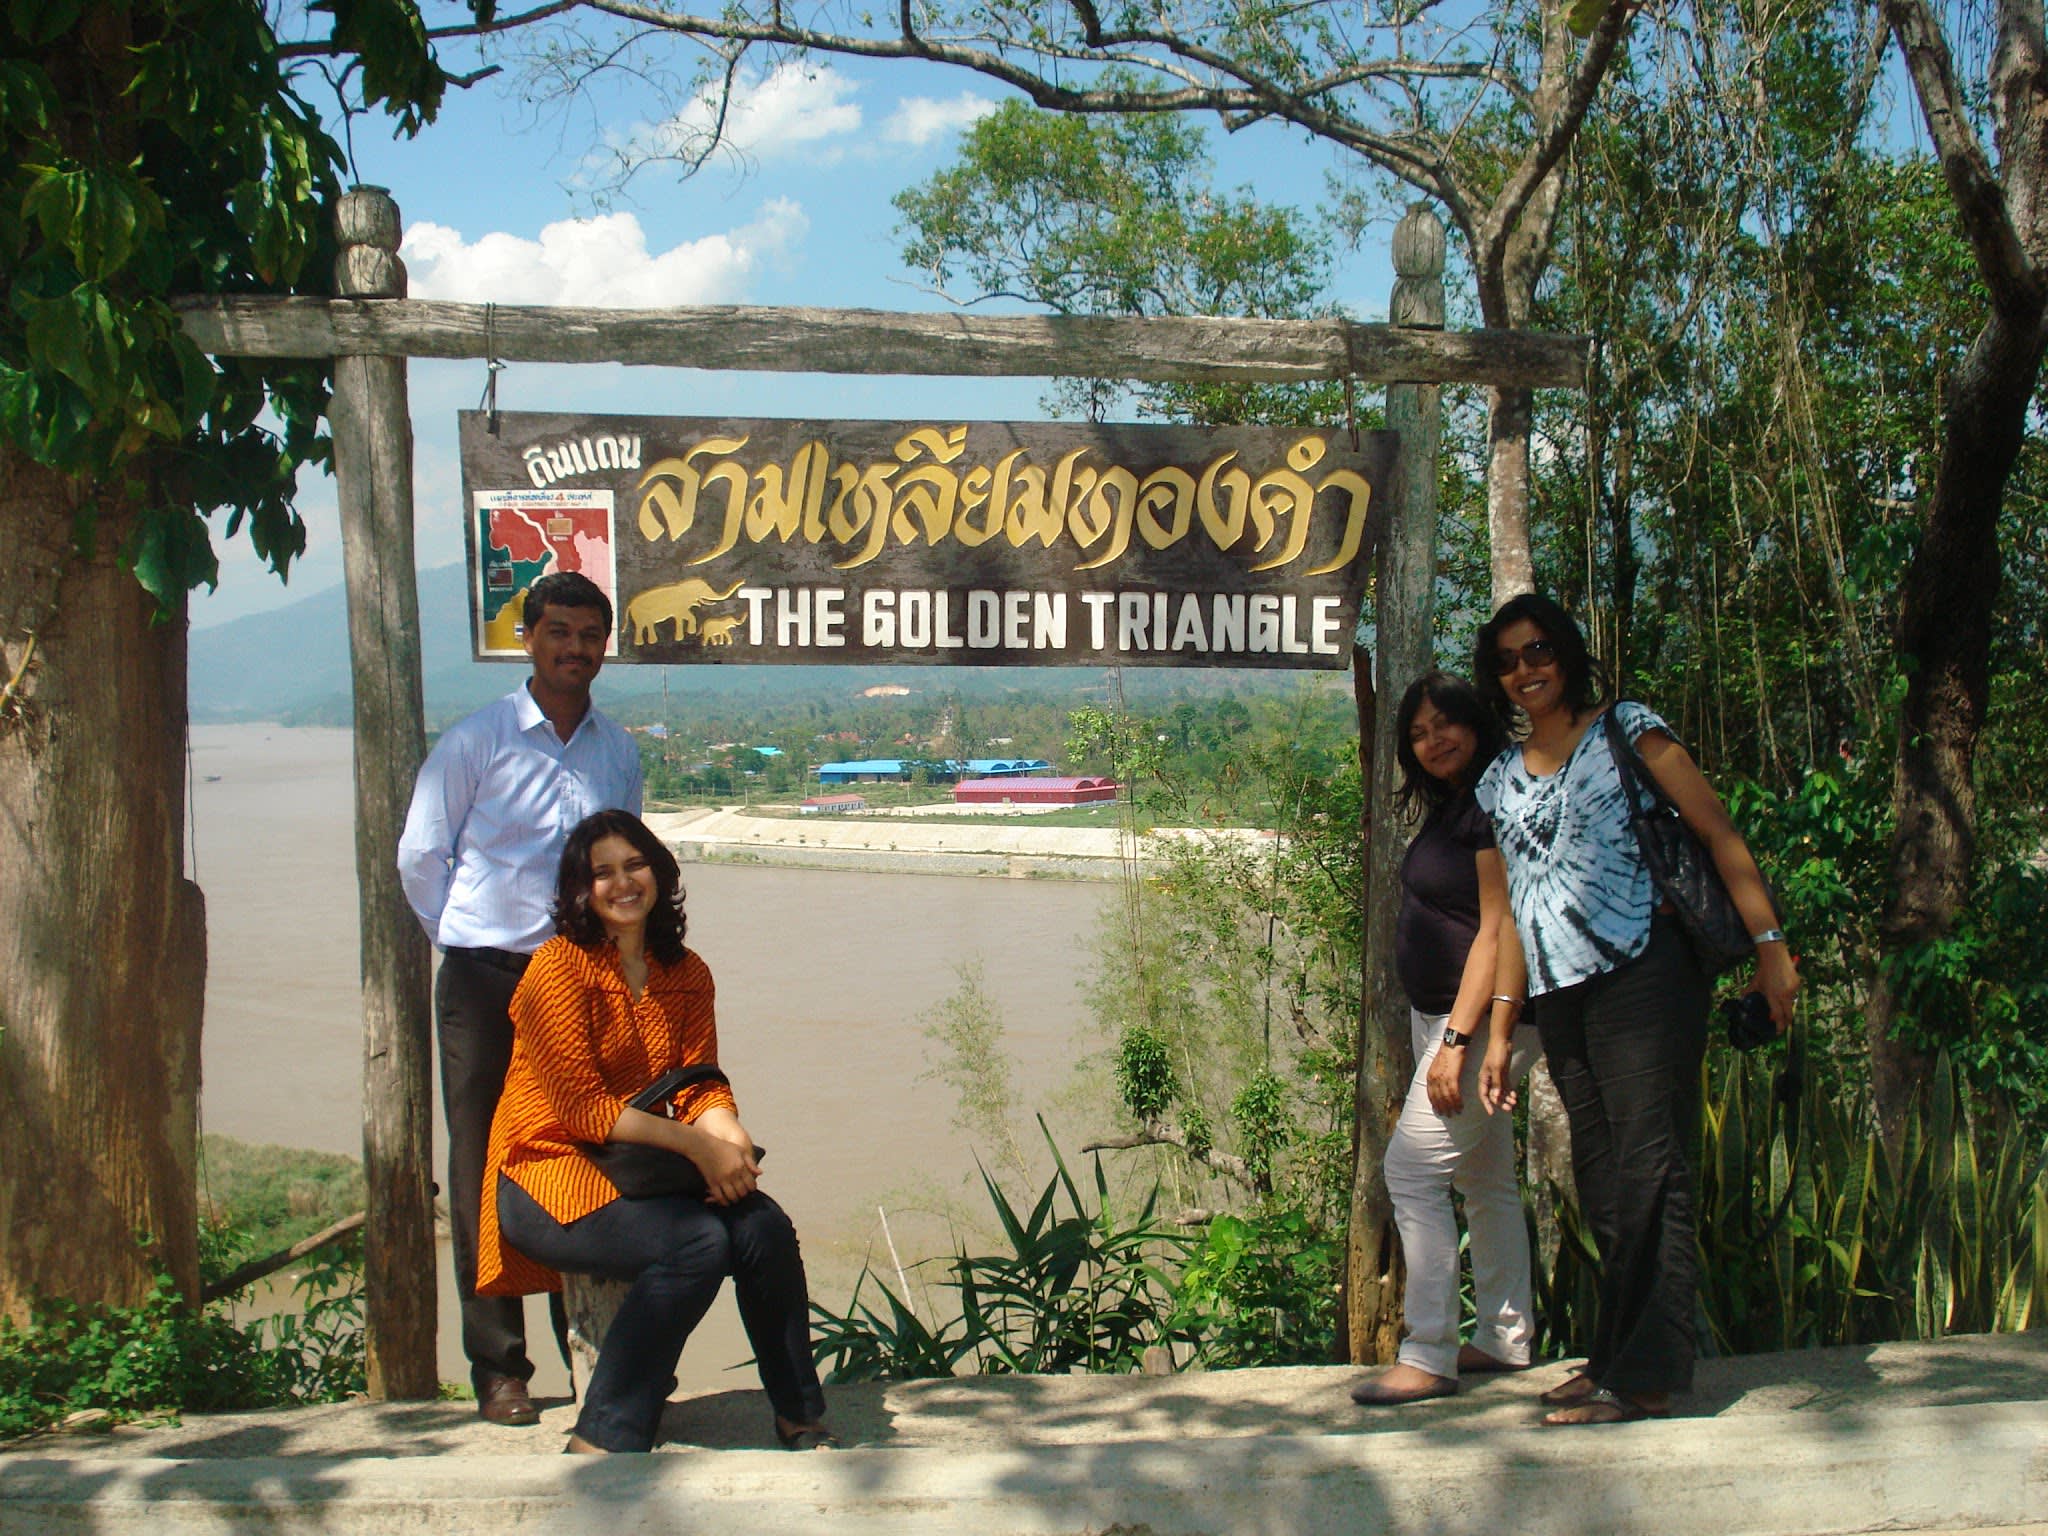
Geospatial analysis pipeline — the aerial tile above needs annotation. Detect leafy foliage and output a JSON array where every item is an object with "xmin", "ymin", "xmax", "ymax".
[
  {"xmin": 1170, "ymin": 1203, "xmax": 1341, "ymax": 1367},
  {"xmin": 0, "ymin": 0, "xmax": 479, "ymax": 607},
  {"xmin": 0, "ymin": 1242, "xmax": 365, "ymax": 1440},
  {"xmin": 1538, "ymin": 1049, "xmax": 2047, "ymax": 1360}
]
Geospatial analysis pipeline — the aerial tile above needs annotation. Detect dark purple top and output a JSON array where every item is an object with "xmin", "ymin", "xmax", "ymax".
[{"xmin": 1395, "ymin": 790, "xmax": 1496, "ymax": 1016}]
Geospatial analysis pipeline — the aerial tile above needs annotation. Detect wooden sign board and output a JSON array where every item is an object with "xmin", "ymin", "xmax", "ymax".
[{"xmin": 460, "ymin": 411, "xmax": 1392, "ymax": 668}]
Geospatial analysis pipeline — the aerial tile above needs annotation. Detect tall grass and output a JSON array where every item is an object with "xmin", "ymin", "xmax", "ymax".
[{"xmin": 1541, "ymin": 1048, "xmax": 2048, "ymax": 1359}]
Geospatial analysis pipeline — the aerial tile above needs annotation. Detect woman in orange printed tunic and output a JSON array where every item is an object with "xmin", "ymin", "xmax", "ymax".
[{"xmin": 478, "ymin": 809, "xmax": 832, "ymax": 1454}]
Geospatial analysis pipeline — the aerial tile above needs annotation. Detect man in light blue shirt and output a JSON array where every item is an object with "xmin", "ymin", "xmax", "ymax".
[{"xmin": 398, "ymin": 571, "xmax": 643, "ymax": 1425}]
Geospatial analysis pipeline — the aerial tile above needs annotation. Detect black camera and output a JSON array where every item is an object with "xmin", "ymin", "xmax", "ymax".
[{"xmin": 1720, "ymin": 990, "xmax": 1778, "ymax": 1052}]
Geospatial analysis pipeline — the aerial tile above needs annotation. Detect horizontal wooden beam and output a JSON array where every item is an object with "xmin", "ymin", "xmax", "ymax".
[{"xmin": 173, "ymin": 297, "xmax": 1588, "ymax": 390}]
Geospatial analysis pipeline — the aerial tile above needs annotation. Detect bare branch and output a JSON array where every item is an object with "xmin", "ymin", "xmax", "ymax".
[
  {"xmin": 276, "ymin": 0, "xmax": 580, "ymax": 58},
  {"xmin": 1082, "ymin": 1126, "xmax": 1257, "ymax": 1188}
]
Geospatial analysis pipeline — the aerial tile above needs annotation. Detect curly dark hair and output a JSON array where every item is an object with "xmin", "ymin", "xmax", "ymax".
[
  {"xmin": 1394, "ymin": 671, "xmax": 1508, "ymax": 815},
  {"xmin": 1473, "ymin": 592, "xmax": 1607, "ymax": 727},
  {"xmin": 551, "ymin": 809, "xmax": 687, "ymax": 965}
]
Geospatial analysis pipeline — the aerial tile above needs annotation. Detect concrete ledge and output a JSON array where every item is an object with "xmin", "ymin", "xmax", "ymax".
[
  {"xmin": 6, "ymin": 1337, "xmax": 2046, "ymax": 1535},
  {"xmin": 4, "ymin": 1400, "xmax": 2045, "ymax": 1536}
]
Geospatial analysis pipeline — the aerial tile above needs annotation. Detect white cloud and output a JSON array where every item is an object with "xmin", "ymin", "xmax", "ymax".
[
  {"xmin": 881, "ymin": 92, "xmax": 999, "ymax": 146},
  {"xmin": 400, "ymin": 202, "xmax": 809, "ymax": 307},
  {"xmin": 633, "ymin": 61, "xmax": 864, "ymax": 169}
]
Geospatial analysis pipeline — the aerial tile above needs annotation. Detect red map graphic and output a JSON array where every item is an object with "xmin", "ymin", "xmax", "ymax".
[{"xmin": 493, "ymin": 508, "xmax": 586, "ymax": 572}]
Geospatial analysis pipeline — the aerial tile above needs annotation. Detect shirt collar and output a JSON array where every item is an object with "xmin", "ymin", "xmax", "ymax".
[{"xmin": 511, "ymin": 681, "xmax": 595, "ymax": 745}]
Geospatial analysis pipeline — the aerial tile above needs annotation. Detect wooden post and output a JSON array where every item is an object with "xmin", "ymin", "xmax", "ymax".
[
  {"xmin": 1345, "ymin": 203, "xmax": 1446, "ymax": 1365},
  {"xmin": 330, "ymin": 186, "xmax": 438, "ymax": 1399}
]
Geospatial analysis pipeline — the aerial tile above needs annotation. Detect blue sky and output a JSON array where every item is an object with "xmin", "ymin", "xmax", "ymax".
[{"xmin": 194, "ymin": 37, "xmax": 1400, "ymax": 628}]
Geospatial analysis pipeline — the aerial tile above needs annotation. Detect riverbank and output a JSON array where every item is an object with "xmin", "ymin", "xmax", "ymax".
[{"xmin": 645, "ymin": 804, "xmax": 1272, "ymax": 880}]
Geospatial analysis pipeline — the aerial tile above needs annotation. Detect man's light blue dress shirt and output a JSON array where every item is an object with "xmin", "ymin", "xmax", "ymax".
[{"xmin": 397, "ymin": 684, "xmax": 644, "ymax": 954}]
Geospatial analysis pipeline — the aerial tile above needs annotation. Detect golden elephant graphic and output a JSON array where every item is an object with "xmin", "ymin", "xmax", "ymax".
[
  {"xmin": 626, "ymin": 578, "xmax": 746, "ymax": 643},
  {"xmin": 698, "ymin": 613, "xmax": 745, "ymax": 647}
]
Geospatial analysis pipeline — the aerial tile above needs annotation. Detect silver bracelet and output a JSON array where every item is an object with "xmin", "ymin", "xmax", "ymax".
[
  {"xmin": 1751, "ymin": 928, "xmax": 1787, "ymax": 947},
  {"xmin": 1491, "ymin": 994, "xmax": 1524, "ymax": 1007}
]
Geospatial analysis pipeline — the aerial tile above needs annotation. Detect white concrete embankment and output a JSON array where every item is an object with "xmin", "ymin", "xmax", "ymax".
[{"xmin": 644, "ymin": 805, "xmax": 1274, "ymax": 880}]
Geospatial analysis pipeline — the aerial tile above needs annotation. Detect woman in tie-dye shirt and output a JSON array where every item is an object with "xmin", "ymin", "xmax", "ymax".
[{"xmin": 1470, "ymin": 595, "xmax": 1797, "ymax": 1426}]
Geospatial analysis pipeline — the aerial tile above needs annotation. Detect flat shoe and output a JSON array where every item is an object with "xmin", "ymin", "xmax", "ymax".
[
  {"xmin": 1542, "ymin": 1387, "xmax": 1667, "ymax": 1427},
  {"xmin": 775, "ymin": 1422, "xmax": 841, "ymax": 1451},
  {"xmin": 1350, "ymin": 1375, "xmax": 1457, "ymax": 1406},
  {"xmin": 1539, "ymin": 1371, "xmax": 1599, "ymax": 1407}
]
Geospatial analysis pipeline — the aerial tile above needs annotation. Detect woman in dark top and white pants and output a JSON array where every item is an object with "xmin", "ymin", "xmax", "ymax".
[{"xmin": 1352, "ymin": 671, "xmax": 1540, "ymax": 1405}]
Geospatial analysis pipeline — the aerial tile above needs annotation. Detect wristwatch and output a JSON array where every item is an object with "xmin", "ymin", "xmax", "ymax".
[{"xmin": 1441, "ymin": 1025, "xmax": 1474, "ymax": 1049}]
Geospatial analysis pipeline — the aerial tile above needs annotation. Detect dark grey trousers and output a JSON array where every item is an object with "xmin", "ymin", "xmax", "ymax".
[
  {"xmin": 436, "ymin": 947, "xmax": 567, "ymax": 1390},
  {"xmin": 1536, "ymin": 916, "xmax": 1712, "ymax": 1396},
  {"xmin": 499, "ymin": 1177, "xmax": 826, "ymax": 1452}
]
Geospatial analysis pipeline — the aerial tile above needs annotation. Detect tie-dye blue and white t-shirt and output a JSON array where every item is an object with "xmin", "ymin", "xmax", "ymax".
[{"xmin": 1475, "ymin": 701, "xmax": 1671, "ymax": 996}]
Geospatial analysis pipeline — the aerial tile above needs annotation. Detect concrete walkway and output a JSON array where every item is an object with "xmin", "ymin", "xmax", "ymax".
[{"xmin": 4, "ymin": 1334, "xmax": 2044, "ymax": 1533}]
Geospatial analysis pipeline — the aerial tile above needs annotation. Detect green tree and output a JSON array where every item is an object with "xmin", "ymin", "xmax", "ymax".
[
  {"xmin": 0, "ymin": 0, "xmax": 480, "ymax": 1321},
  {"xmin": 894, "ymin": 99, "xmax": 1333, "ymax": 423}
]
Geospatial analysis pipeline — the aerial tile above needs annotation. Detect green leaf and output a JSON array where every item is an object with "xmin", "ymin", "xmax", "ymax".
[
  {"xmin": 1564, "ymin": 0, "xmax": 1613, "ymax": 37},
  {"xmin": 124, "ymin": 505, "xmax": 219, "ymax": 609},
  {"xmin": 0, "ymin": 58, "xmax": 52, "ymax": 129},
  {"xmin": 8, "ymin": 0, "xmax": 82, "ymax": 46}
]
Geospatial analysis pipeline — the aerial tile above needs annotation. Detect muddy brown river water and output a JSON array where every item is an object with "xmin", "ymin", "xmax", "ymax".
[{"xmin": 189, "ymin": 724, "xmax": 1111, "ymax": 1398}]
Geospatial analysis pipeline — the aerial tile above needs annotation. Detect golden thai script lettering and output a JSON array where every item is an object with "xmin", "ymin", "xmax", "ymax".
[
  {"xmin": 633, "ymin": 428, "xmax": 1372, "ymax": 576},
  {"xmin": 522, "ymin": 433, "xmax": 644, "ymax": 487}
]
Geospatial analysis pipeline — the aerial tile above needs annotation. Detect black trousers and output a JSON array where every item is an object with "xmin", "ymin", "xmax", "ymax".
[
  {"xmin": 499, "ymin": 1177, "xmax": 827, "ymax": 1453},
  {"xmin": 436, "ymin": 947, "xmax": 566, "ymax": 1389},
  {"xmin": 1536, "ymin": 916, "xmax": 1711, "ymax": 1396}
]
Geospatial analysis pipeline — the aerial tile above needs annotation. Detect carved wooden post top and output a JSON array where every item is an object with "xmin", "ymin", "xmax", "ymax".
[
  {"xmin": 336, "ymin": 185, "xmax": 405, "ymax": 301},
  {"xmin": 1390, "ymin": 203, "xmax": 1446, "ymax": 330}
]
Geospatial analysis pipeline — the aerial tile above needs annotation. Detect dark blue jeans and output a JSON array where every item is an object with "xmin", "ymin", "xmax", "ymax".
[
  {"xmin": 1535, "ymin": 916, "xmax": 1711, "ymax": 1397},
  {"xmin": 498, "ymin": 1176, "xmax": 826, "ymax": 1452}
]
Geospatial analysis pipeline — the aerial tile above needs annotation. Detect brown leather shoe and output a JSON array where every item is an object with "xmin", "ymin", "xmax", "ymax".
[{"xmin": 477, "ymin": 1376, "xmax": 540, "ymax": 1427}]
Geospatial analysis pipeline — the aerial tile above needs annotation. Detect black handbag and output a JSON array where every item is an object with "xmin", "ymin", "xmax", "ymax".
[
  {"xmin": 582, "ymin": 1063, "xmax": 764, "ymax": 1199},
  {"xmin": 1602, "ymin": 706, "xmax": 1762, "ymax": 977}
]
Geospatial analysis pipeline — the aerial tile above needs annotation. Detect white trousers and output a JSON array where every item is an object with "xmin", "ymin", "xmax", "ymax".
[{"xmin": 1383, "ymin": 1007, "xmax": 1539, "ymax": 1378}]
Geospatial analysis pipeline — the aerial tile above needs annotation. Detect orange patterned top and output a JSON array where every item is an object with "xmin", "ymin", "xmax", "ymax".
[{"xmin": 476, "ymin": 935, "xmax": 737, "ymax": 1297}]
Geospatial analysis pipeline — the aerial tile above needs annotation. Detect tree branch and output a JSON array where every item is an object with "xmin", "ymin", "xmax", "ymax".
[
  {"xmin": 276, "ymin": 0, "xmax": 581, "ymax": 58},
  {"xmin": 199, "ymin": 1212, "xmax": 367, "ymax": 1304},
  {"xmin": 1879, "ymin": 0, "xmax": 2042, "ymax": 312},
  {"xmin": 1474, "ymin": 0, "xmax": 1639, "ymax": 301},
  {"xmin": 1083, "ymin": 1125, "xmax": 1257, "ymax": 1188}
]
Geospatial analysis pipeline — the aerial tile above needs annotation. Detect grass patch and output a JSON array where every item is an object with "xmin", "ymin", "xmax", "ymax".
[{"xmin": 200, "ymin": 1136, "xmax": 365, "ymax": 1253}]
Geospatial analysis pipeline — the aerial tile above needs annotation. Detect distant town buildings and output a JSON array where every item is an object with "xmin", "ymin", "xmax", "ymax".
[
  {"xmin": 799, "ymin": 793, "xmax": 869, "ymax": 815},
  {"xmin": 954, "ymin": 776, "xmax": 1118, "ymax": 807},
  {"xmin": 814, "ymin": 758, "xmax": 1052, "ymax": 785}
]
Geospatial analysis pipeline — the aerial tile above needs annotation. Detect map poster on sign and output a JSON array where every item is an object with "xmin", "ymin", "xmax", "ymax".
[
  {"xmin": 459, "ymin": 411, "xmax": 1392, "ymax": 669},
  {"xmin": 469, "ymin": 486, "xmax": 619, "ymax": 656}
]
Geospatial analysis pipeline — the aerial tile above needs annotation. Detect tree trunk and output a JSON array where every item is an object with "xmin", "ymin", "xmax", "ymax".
[
  {"xmin": 1486, "ymin": 386, "xmax": 1539, "ymax": 601},
  {"xmin": 0, "ymin": 448, "xmax": 203, "ymax": 1320},
  {"xmin": 1865, "ymin": 302, "xmax": 2045, "ymax": 1151}
]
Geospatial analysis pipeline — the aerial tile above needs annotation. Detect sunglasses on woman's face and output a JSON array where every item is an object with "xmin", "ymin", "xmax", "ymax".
[{"xmin": 1490, "ymin": 638, "xmax": 1558, "ymax": 675}]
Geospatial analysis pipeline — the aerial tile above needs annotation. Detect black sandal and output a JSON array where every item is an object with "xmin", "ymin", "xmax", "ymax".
[{"xmin": 1542, "ymin": 1387, "xmax": 1668, "ymax": 1427}]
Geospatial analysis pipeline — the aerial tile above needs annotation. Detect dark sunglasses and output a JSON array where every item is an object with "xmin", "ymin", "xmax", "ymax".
[{"xmin": 1490, "ymin": 639, "xmax": 1558, "ymax": 675}]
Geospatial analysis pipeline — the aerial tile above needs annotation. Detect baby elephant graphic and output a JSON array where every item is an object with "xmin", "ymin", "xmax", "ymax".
[
  {"xmin": 698, "ymin": 612, "xmax": 744, "ymax": 647},
  {"xmin": 626, "ymin": 578, "xmax": 745, "ymax": 643}
]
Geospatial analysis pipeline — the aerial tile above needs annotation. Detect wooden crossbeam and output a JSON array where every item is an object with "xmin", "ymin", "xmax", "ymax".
[{"xmin": 173, "ymin": 297, "xmax": 1588, "ymax": 389}]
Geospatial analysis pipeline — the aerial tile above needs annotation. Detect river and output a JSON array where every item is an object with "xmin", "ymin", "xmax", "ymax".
[{"xmin": 189, "ymin": 723, "xmax": 1114, "ymax": 1398}]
